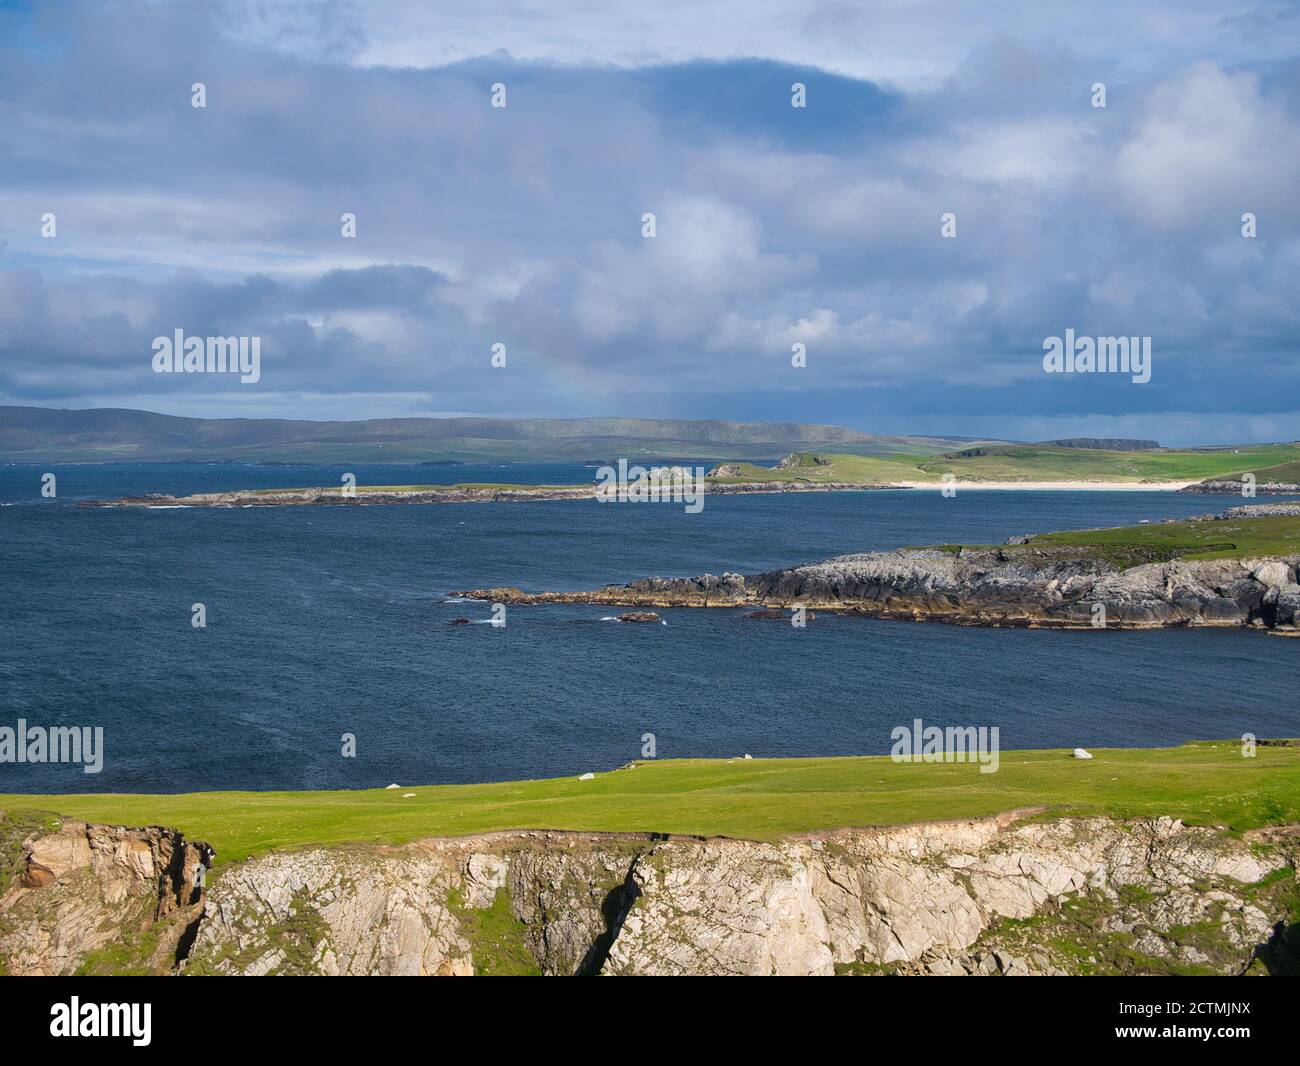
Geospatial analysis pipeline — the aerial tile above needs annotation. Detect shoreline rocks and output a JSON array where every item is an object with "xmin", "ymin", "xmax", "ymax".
[
  {"xmin": 456, "ymin": 547, "xmax": 1300, "ymax": 631},
  {"xmin": 1181, "ymin": 480, "xmax": 1300, "ymax": 495}
]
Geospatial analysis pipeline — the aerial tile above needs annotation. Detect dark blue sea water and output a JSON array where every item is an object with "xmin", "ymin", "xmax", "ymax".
[{"xmin": 2, "ymin": 463, "xmax": 1297, "ymax": 793}]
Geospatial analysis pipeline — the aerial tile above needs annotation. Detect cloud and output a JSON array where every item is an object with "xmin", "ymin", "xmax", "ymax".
[{"xmin": 0, "ymin": 1, "xmax": 1298, "ymax": 444}]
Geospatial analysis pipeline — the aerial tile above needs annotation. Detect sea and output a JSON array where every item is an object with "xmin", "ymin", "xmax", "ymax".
[{"xmin": 1, "ymin": 462, "xmax": 1297, "ymax": 793}]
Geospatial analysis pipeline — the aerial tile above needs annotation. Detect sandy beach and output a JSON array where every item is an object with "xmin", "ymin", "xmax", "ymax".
[{"xmin": 892, "ymin": 480, "xmax": 1201, "ymax": 492}]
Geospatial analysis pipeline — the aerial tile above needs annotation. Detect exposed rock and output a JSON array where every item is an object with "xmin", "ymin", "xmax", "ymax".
[
  {"xmin": 0, "ymin": 817, "xmax": 212, "ymax": 976},
  {"xmin": 776, "ymin": 452, "xmax": 832, "ymax": 469},
  {"xmin": 6, "ymin": 815, "xmax": 1296, "ymax": 977},
  {"xmin": 1219, "ymin": 502, "xmax": 1300, "ymax": 519},
  {"xmin": 457, "ymin": 548, "xmax": 1300, "ymax": 630},
  {"xmin": 1183, "ymin": 480, "xmax": 1300, "ymax": 495},
  {"xmin": 18, "ymin": 861, "xmax": 55, "ymax": 889},
  {"xmin": 183, "ymin": 832, "xmax": 645, "ymax": 976},
  {"xmin": 617, "ymin": 612, "xmax": 661, "ymax": 623}
]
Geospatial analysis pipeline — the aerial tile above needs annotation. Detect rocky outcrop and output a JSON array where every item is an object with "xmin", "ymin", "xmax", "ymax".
[
  {"xmin": 83, "ymin": 485, "xmax": 598, "ymax": 508},
  {"xmin": 458, "ymin": 548, "xmax": 1300, "ymax": 630},
  {"xmin": 3, "ymin": 814, "xmax": 1296, "ymax": 976},
  {"xmin": 1182, "ymin": 479, "xmax": 1300, "ymax": 495},
  {"xmin": 0, "ymin": 815, "xmax": 213, "ymax": 975},
  {"xmin": 1217, "ymin": 502, "xmax": 1300, "ymax": 519},
  {"xmin": 183, "ymin": 832, "xmax": 646, "ymax": 976},
  {"xmin": 776, "ymin": 452, "xmax": 832, "ymax": 468}
]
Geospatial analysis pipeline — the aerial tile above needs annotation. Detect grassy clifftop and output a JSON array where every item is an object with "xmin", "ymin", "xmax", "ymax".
[{"xmin": 3, "ymin": 742, "xmax": 1297, "ymax": 863}]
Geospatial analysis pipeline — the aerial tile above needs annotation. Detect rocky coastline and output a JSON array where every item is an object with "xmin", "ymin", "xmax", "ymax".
[
  {"xmin": 3, "ymin": 813, "xmax": 1295, "ymax": 976},
  {"xmin": 1181, "ymin": 479, "xmax": 1300, "ymax": 495},
  {"xmin": 458, "ymin": 546, "xmax": 1300, "ymax": 631}
]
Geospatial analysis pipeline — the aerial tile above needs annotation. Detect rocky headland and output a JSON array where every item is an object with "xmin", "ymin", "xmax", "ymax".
[
  {"xmin": 458, "ymin": 546, "xmax": 1300, "ymax": 631},
  {"xmin": 1182, "ymin": 479, "xmax": 1300, "ymax": 495},
  {"xmin": 2, "ymin": 811, "xmax": 1295, "ymax": 976}
]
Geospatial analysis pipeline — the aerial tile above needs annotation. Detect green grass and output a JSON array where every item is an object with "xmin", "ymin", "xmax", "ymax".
[
  {"xmin": 448, "ymin": 888, "xmax": 542, "ymax": 976},
  {"xmin": 708, "ymin": 445, "xmax": 1300, "ymax": 486},
  {"xmin": 1028, "ymin": 513, "xmax": 1300, "ymax": 561},
  {"xmin": 3, "ymin": 742, "xmax": 1297, "ymax": 865},
  {"xmin": 1238, "ymin": 459, "xmax": 1300, "ymax": 485}
]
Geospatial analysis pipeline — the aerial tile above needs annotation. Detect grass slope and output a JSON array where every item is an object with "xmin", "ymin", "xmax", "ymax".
[
  {"xmin": 709, "ymin": 445, "xmax": 1300, "ymax": 485},
  {"xmin": 1027, "ymin": 513, "xmax": 1300, "ymax": 562},
  {"xmin": 2, "ymin": 742, "xmax": 1297, "ymax": 864}
]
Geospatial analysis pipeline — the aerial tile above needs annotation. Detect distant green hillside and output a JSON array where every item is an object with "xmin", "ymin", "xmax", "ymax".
[
  {"xmin": 0, "ymin": 406, "xmax": 990, "ymax": 464},
  {"xmin": 709, "ymin": 444, "xmax": 1300, "ymax": 485}
]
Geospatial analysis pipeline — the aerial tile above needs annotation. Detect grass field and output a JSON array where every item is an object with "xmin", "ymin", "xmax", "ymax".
[
  {"xmin": 3, "ymin": 742, "xmax": 1297, "ymax": 864},
  {"xmin": 1028, "ymin": 513, "xmax": 1300, "ymax": 561},
  {"xmin": 1237, "ymin": 459, "xmax": 1300, "ymax": 485},
  {"xmin": 707, "ymin": 445, "xmax": 1300, "ymax": 485}
]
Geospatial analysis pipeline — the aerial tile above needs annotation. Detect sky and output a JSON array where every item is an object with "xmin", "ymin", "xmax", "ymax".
[{"xmin": 1, "ymin": 0, "xmax": 1299, "ymax": 445}]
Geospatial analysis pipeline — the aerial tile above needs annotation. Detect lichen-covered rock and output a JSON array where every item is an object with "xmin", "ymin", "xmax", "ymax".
[
  {"xmin": 184, "ymin": 831, "xmax": 643, "ymax": 977},
  {"xmin": 4, "ymin": 815, "xmax": 1296, "ymax": 976},
  {"xmin": 0, "ymin": 816, "xmax": 212, "ymax": 975}
]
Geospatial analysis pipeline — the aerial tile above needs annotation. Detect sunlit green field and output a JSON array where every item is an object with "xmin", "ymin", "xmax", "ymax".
[
  {"xmin": 1029, "ymin": 514, "xmax": 1300, "ymax": 561},
  {"xmin": 3, "ymin": 742, "xmax": 1297, "ymax": 864}
]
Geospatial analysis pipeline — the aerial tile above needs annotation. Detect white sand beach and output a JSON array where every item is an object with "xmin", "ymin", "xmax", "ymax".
[{"xmin": 892, "ymin": 480, "xmax": 1202, "ymax": 492}]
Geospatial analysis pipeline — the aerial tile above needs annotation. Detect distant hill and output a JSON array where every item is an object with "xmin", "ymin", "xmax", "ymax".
[
  {"xmin": 1038, "ymin": 438, "xmax": 1161, "ymax": 451},
  {"xmin": 0, "ymin": 406, "xmax": 997, "ymax": 464}
]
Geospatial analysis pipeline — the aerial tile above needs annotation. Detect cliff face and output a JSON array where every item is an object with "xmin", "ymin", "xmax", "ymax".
[
  {"xmin": 3, "ymin": 812, "xmax": 1296, "ymax": 976},
  {"xmin": 462, "ymin": 549, "xmax": 1300, "ymax": 631},
  {"xmin": 0, "ymin": 815, "xmax": 212, "ymax": 975}
]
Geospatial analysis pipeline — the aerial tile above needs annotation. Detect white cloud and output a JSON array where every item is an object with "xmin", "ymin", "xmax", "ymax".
[{"xmin": 1114, "ymin": 61, "xmax": 1300, "ymax": 228}]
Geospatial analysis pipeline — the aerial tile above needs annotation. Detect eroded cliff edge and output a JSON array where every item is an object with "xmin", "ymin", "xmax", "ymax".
[{"xmin": 3, "ymin": 811, "xmax": 1297, "ymax": 975}]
